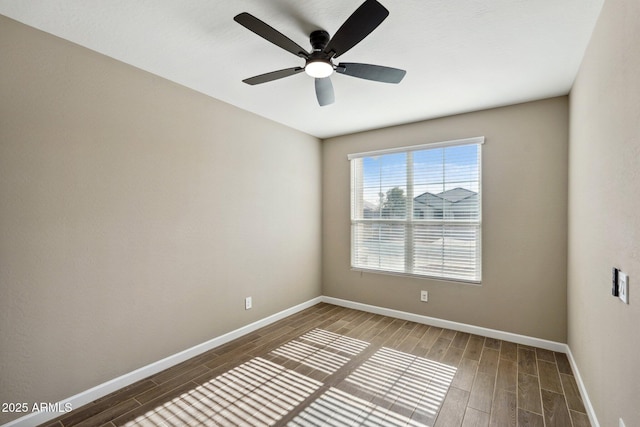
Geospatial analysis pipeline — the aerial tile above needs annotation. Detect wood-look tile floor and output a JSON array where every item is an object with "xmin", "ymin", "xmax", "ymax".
[{"xmin": 41, "ymin": 303, "xmax": 590, "ymax": 427}]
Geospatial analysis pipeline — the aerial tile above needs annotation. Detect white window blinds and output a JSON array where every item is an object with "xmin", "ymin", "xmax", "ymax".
[{"xmin": 350, "ymin": 137, "xmax": 483, "ymax": 283}]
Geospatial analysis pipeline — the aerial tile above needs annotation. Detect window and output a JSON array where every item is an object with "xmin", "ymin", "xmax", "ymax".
[{"xmin": 349, "ymin": 137, "xmax": 483, "ymax": 283}]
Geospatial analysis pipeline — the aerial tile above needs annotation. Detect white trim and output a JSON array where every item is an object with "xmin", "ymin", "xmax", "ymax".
[
  {"xmin": 1, "ymin": 297, "xmax": 323, "ymax": 427},
  {"xmin": 566, "ymin": 347, "xmax": 600, "ymax": 427},
  {"xmin": 349, "ymin": 140, "xmax": 483, "ymax": 283},
  {"xmin": 349, "ymin": 266, "xmax": 482, "ymax": 285},
  {"xmin": 346, "ymin": 136, "xmax": 485, "ymax": 160},
  {"xmin": 3, "ymin": 295, "xmax": 599, "ymax": 427},
  {"xmin": 321, "ymin": 296, "xmax": 600, "ymax": 424},
  {"xmin": 321, "ymin": 296, "xmax": 566, "ymax": 351}
]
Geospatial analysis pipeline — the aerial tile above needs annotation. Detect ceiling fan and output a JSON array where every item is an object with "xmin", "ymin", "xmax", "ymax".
[{"xmin": 234, "ymin": 0, "xmax": 406, "ymax": 106}]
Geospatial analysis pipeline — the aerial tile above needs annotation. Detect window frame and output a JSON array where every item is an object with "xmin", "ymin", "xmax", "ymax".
[{"xmin": 348, "ymin": 136, "xmax": 484, "ymax": 284}]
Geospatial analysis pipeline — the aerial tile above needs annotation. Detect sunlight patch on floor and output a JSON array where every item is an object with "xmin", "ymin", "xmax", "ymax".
[
  {"xmin": 123, "ymin": 330, "xmax": 455, "ymax": 427},
  {"xmin": 271, "ymin": 328, "xmax": 370, "ymax": 374},
  {"xmin": 339, "ymin": 347, "xmax": 457, "ymax": 424},
  {"xmin": 297, "ymin": 328, "xmax": 370, "ymax": 356},
  {"xmin": 124, "ymin": 357, "xmax": 322, "ymax": 426},
  {"xmin": 289, "ymin": 387, "xmax": 427, "ymax": 427}
]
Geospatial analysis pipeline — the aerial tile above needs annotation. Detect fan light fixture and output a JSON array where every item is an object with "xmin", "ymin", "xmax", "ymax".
[
  {"xmin": 234, "ymin": 0, "xmax": 406, "ymax": 106},
  {"xmin": 305, "ymin": 60, "xmax": 333, "ymax": 78}
]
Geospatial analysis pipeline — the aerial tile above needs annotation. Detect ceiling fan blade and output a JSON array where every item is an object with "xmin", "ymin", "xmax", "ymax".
[
  {"xmin": 336, "ymin": 62, "xmax": 406, "ymax": 83},
  {"xmin": 323, "ymin": 0, "xmax": 389, "ymax": 59},
  {"xmin": 234, "ymin": 13, "xmax": 309, "ymax": 58},
  {"xmin": 315, "ymin": 77, "xmax": 335, "ymax": 106},
  {"xmin": 242, "ymin": 67, "xmax": 304, "ymax": 85}
]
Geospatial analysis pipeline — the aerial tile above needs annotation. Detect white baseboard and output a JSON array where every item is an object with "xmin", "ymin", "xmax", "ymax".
[
  {"xmin": 3, "ymin": 295, "xmax": 599, "ymax": 427},
  {"xmin": 566, "ymin": 347, "xmax": 600, "ymax": 427},
  {"xmin": 321, "ymin": 296, "xmax": 567, "ymax": 352},
  {"xmin": 321, "ymin": 296, "xmax": 600, "ymax": 425},
  {"xmin": 1, "ymin": 297, "xmax": 323, "ymax": 427}
]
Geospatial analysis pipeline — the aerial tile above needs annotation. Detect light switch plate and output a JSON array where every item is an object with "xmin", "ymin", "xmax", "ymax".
[{"xmin": 618, "ymin": 271, "xmax": 629, "ymax": 304}]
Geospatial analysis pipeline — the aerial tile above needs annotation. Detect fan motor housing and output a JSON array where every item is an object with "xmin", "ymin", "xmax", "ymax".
[
  {"xmin": 234, "ymin": 0, "xmax": 405, "ymax": 106},
  {"xmin": 310, "ymin": 30, "xmax": 330, "ymax": 52}
]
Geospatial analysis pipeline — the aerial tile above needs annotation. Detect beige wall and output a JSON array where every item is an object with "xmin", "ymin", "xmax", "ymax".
[
  {"xmin": 323, "ymin": 97, "xmax": 568, "ymax": 342},
  {"xmin": 0, "ymin": 17, "xmax": 321, "ymax": 424},
  {"xmin": 568, "ymin": 0, "xmax": 640, "ymax": 425},
  {"xmin": 9, "ymin": 1, "xmax": 639, "ymax": 423}
]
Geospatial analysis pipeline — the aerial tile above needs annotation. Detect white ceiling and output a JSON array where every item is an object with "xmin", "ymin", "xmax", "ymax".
[{"xmin": 0, "ymin": 0, "xmax": 604, "ymax": 139}]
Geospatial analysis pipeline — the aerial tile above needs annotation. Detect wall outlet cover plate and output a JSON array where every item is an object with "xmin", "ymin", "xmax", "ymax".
[
  {"xmin": 618, "ymin": 271, "xmax": 629, "ymax": 304},
  {"xmin": 420, "ymin": 290, "xmax": 428, "ymax": 302}
]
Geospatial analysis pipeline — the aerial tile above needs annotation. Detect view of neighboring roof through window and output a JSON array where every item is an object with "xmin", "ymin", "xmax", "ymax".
[{"xmin": 349, "ymin": 137, "xmax": 483, "ymax": 283}]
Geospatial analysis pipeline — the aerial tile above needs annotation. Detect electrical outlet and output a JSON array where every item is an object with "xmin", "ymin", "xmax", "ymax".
[
  {"xmin": 420, "ymin": 290, "xmax": 428, "ymax": 302},
  {"xmin": 245, "ymin": 296, "xmax": 252, "ymax": 310},
  {"xmin": 618, "ymin": 271, "xmax": 629, "ymax": 304}
]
